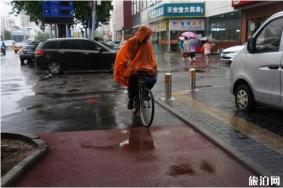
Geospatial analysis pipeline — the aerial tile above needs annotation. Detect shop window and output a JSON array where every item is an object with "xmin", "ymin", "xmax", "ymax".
[
  {"xmin": 136, "ymin": 0, "xmax": 139, "ymax": 13},
  {"xmin": 255, "ymin": 17, "xmax": 283, "ymax": 53},
  {"xmin": 208, "ymin": 12, "xmax": 240, "ymax": 41},
  {"xmin": 132, "ymin": 0, "xmax": 137, "ymax": 15},
  {"xmin": 247, "ymin": 17, "xmax": 267, "ymax": 39}
]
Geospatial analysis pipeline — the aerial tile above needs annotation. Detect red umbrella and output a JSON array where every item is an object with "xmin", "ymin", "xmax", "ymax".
[{"xmin": 181, "ymin": 31, "xmax": 197, "ymax": 39}]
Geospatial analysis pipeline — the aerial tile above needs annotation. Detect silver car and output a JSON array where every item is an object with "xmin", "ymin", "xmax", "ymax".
[
  {"xmin": 220, "ymin": 45, "xmax": 244, "ymax": 62},
  {"xmin": 230, "ymin": 11, "xmax": 283, "ymax": 111}
]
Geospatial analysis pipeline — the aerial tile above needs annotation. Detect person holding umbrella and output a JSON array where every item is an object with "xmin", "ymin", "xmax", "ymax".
[
  {"xmin": 178, "ymin": 36, "xmax": 184, "ymax": 53},
  {"xmin": 181, "ymin": 32, "xmax": 198, "ymax": 65},
  {"xmin": 183, "ymin": 37, "xmax": 190, "ymax": 63},
  {"xmin": 188, "ymin": 37, "xmax": 199, "ymax": 64}
]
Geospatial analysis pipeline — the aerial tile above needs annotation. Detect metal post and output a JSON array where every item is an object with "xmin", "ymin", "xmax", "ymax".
[
  {"xmin": 49, "ymin": 24, "xmax": 52, "ymax": 38},
  {"xmin": 65, "ymin": 24, "xmax": 68, "ymax": 38},
  {"xmin": 90, "ymin": 1, "xmax": 96, "ymax": 40},
  {"xmin": 54, "ymin": 24, "xmax": 58, "ymax": 38},
  {"xmin": 190, "ymin": 68, "xmax": 196, "ymax": 91},
  {"xmin": 168, "ymin": 27, "xmax": 171, "ymax": 53},
  {"xmin": 165, "ymin": 73, "xmax": 172, "ymax": 100}
]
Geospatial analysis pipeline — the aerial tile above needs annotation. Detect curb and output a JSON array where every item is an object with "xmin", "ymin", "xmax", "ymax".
[
  {"xmin": 155, "ymin": 98, "xmax": 272, "ymax": 177},
  {"xmin": 1, "ymin": 133, "xmax": 48, "ymax": 187}
]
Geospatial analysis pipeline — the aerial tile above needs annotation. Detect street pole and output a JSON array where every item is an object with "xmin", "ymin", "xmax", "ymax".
[
  {"xmin": 168, "ymin": 21, "xmax": 171, "ymax": 53},
  {"xmin": 50, "ymin": 24, "xmax": 53, "ymax": 38},
  {"xmin": 90, "ymin": 1, "xmax": 96, "ymax": 40},
  {"xmin": 55, "ymin": 24, "xmax": 58, "ymax": 38},
  {"xmin": 65, "ymin": 24, "xmax": 68, "ymax": 38}
]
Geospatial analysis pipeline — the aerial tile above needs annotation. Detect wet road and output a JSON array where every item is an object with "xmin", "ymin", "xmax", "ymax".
[
  {"xmin": 153, "ymin": 52, "xmax": 283, "ymax": 137},
  {"xmin": 0, "ymin": 50, "xmax": 260, "ymax": 186},
  {"xmin": 1, "ymin": 50, "xmax": 181, "ymax": 135},
  {"xmin": 1, "ymin": 50, "xmax": 283, "ymax": 136},
  {"xmin": 16, "ymin": 126, "xmax": 254, "ymax": 187}
]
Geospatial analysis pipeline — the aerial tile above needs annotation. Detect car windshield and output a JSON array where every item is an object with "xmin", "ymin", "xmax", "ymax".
[
  {"xmin": 100, "ymin": 42, "xmax": 118, "ymax": 50},
  {"xmin": 24, "ymin": 45, "xmax": 36, "ymax": 50}
]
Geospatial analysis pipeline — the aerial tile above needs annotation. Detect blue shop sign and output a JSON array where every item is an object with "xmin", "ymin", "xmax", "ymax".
[{"xmin": 149, "ymin": 3, "xmax": 205, "ymax": 20}]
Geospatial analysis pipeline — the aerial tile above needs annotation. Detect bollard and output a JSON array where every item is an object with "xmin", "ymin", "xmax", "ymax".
[
  {"xmin": 190, "ymin": 68, "xmax": 196, "ymax": 91},
  {"xmin": 165, "ymin": 73, "xmax": 172, "ymax": 100}
]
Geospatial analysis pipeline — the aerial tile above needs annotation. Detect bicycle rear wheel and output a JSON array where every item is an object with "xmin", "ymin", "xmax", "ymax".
[{"xmin": 139, "ymin": 90, "xmax": 154, "ymax": 127}]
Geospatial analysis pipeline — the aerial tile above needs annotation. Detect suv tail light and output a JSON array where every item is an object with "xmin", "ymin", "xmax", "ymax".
[{"xmin": 35, "ymin": 50, "xmax": 44, "ymax": 56}]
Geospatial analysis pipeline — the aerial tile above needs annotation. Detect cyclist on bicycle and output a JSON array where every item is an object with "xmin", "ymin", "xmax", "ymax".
[{"xmin": 114, "ymin": 26, "xmax": 157, "ymax": 109}]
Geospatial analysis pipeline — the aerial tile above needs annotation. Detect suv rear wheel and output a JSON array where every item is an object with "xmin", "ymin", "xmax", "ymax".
[
  {"xmin": 235, "ymin": 84, "xmax": 255, "ymax": 112},
  {"xmin": 48, "ymin": 62, "xmax": 62, "ymax": 75},
  {"xmin": 20, "ymin": 59, "xmax": 25, "ymax": 65}
]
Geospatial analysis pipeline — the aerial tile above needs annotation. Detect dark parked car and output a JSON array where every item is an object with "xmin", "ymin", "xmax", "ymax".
[
  {"xmin": 35, "ymin": 38, "xmax": 117, "ymax": 75},
  {"xmin": 100, "ymin": 41, "xmax": 119, "ymax": 50},
  {"xmin": 19, "ymin": 44, "xmax": 38, "ymax": 65}
]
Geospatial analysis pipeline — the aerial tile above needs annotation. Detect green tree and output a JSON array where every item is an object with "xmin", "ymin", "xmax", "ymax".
[
  {"xmin": 4, "ymin": 30, "xmax": 11, "ymax": 40},
  {"xmin": 34, "ymin": 31, "xmax": 50, "ymax": 41},
  {"xmin": 11, "ymin": 1, "xmax": 113, "ymax": 28}
]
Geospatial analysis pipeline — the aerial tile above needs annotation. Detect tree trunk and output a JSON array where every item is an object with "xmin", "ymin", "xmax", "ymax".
[{"xmin": 57, "ymin": 24, "xmax": 66, "ymax": 38}]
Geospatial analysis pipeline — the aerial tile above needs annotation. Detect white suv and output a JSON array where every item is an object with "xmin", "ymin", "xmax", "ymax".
[{"xmin": 230, "ymin": 11, "xmax": 283, "ymax": 111}]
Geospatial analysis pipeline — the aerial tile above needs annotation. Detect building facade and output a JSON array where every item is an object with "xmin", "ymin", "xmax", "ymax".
[
  {"xmin": 232, "ymin": 1, "xmax": 283, "ymax": 43},
  {"xmin": 205, "ymin": 0, "xmax": 241, "ymax": 50},
  {"xmin": 112, "ymin": 1, "xmax": 278, "ymax": 52},
  {"xmin": 111, "ymin": 0, "xmax": 132, "ymax": 42},
  {"xmin": 127, "ymin": 0, "xmax": 242, "ymax": 52}
]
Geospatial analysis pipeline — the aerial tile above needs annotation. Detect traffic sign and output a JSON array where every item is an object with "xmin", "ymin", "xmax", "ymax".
[{"xmin": 42, "ymin": 1, "xmax": 74, "ymax": 23}]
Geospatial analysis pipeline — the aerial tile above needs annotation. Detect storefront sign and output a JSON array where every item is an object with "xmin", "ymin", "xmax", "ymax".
[
  {"xmin": 232, "ymin": 0, "xmax": 255, "ymax": 8},
  {"xmin": 149, "ymin": 6, "xmax": 164, "ymax": 21},
  {"xmin": 169, "ymin": 19, "xmax": 205, "ymax": 31},
  {"xmin": 149, "ymin": 3, "xmax": 205, "ymax": 21},
  {"xmin": 150, "ymin": 20, "xmax": 168, "ymax": 32}
]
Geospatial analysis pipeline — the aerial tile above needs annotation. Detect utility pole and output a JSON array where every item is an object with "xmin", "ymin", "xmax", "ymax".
[
  {"xmin": 50, "ymin": 24, "xmax": 53, "ymax": 38},
  {"xmin": 90, "ymin": 1, "xmax": 96, "ymax": 40}
]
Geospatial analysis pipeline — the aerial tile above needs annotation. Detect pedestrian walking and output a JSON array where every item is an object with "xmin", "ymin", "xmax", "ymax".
[
  {"xmin": 188, "ymin": 37, "xmax": 199, "ymax": 65},
  {"xmin": 202, "ymin": 40, "xmax": 212, "ymax": 64},
  {"xmin": 182, "ymin": 37, "xmax": 190, "ymax": 63},
  {"xmin": 178, "ymin": 37, "xmax": 184, "ymax": 53}
]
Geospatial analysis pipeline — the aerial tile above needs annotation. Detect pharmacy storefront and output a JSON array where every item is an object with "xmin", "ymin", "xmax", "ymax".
[{"xmin": 148, "ymin": 3, "xmax": 205, "ymax": 52}]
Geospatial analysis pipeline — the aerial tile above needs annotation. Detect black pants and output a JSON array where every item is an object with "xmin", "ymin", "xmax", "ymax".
[{"xmin": 128, "ymin": 75, "xmax": 139, "ymax": 101}]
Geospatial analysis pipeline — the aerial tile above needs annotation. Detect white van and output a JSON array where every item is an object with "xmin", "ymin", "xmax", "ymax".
[{"xmin": 230, "ymin": 11, "xmax": 283, "ymax": 111}]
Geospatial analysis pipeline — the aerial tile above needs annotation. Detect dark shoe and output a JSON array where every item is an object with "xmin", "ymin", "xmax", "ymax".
[{"xmin": 128, "ymin": 100, "xmax": 133, "ymax": 109}]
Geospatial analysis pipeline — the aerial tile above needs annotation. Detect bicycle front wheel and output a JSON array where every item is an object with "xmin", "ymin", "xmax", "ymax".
[{"xmin": 139, "ymin": 90, "xmax": 154, "ymax": 127}]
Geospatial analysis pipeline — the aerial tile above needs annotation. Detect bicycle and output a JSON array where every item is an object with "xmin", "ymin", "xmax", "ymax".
[{"xmin": 133, "ymin": 71, "xmax": 156, "ymax": 127}]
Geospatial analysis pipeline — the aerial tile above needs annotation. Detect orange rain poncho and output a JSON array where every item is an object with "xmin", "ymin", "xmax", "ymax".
[{"xmin": 113, "ymin": 26, "xmax": 157, "ymax": 86}]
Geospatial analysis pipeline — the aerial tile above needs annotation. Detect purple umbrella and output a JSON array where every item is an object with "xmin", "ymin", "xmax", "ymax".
[{"xmin": 181, "ymin": 31, "xmax": 197, "ymax": 39}]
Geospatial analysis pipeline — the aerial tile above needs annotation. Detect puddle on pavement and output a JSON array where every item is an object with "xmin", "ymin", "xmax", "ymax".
[
  {"xmin": 81, "ymin": 144, "xmax": 117, "ymax": 150},
  {"xmin": 200, "ymin": 160, "xmax": 215, "ymax": 174},
  {"xmin": 168, "ymin": 157, "xmax": 216, "ymax": 177},
  {"xmin": 168, "ymin": 163, "xmax": 196, "ymax": 176},
  {"xmin": 80, "ymin": 128, "xmax": 155, "ymax": 153},
  {"xmin": 26, "ymin": 103, "xmax": 44, "ymax": 110}
]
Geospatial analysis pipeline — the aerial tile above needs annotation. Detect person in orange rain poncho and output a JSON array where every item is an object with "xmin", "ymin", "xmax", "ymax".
[{"xmin": 113, "ymin": 26, "xmax": 157, "ymax": 109}]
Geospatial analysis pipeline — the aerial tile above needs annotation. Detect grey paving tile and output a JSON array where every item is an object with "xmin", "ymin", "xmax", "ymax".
[{"xmin": 156, "ymin": 95, "xmax": 283, "ymax": 176}]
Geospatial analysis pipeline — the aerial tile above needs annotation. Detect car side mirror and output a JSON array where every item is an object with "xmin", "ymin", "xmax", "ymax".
[{"xmin": 247, "ymin": 38, "xmax": 255, "ymax": 53}]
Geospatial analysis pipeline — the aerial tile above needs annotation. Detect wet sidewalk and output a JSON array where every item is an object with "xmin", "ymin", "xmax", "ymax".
[
  {"xmin": 154, "ymin": 52, "xmax": 283, "ymax": 182},
  {"xmin": 16, "ymin": 125, "xmax": 254, "ymax": 187}
]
